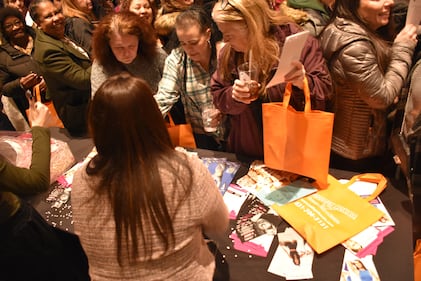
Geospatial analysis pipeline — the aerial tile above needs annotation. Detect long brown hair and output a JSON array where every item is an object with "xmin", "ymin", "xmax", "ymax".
[
  {"xmin": 86, "ymin": 72, "xmax": 193, "ymax": 265},
  {"xmin": 91, "ymin": 11, "xmax": 158, "ymax": 75},
  {"xmin": 325, "ymin": 0, "xmax": 392, "ymax": 73},
  {"xmin": 62, "ymin": 0, "xmax": 97, "ymax": 22}
]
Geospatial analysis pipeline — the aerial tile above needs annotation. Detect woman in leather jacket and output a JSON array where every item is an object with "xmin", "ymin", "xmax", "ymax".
[{"xmin": 320, "ymin": 0, "xmax": 418, "ymax": 172}]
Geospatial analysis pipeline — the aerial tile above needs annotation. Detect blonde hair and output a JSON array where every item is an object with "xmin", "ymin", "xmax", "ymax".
[
  {"xmin": 62, "ymin": 0, "xmax": 96, "ymax": 22},
  {"xmin": 212, "ymin": 0, "xmax": 292, "ymax": 91}
]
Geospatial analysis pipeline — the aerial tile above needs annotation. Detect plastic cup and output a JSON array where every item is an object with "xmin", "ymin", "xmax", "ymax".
[
  {"xmin": 237, "ymin": 62, "xmax": 260, "ymax": 98},
  {"xmin": 202, "ymin": 104, "xmax": 220, "ymax": 133}
]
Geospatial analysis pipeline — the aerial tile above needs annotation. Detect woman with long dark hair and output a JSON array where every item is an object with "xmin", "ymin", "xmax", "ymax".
[
  {"xmin": 320, "ymin": 0, "xmax": 418, "ymax": 172},
  {"xmin": 72, "ymin": 72, "xmax": 228, "ymax": 280},
  {"xmin": 62, "ymin": 0, "xmax": 98, "ymax": 56}
]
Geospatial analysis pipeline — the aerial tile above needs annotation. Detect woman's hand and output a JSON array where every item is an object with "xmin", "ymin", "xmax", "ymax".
[
  {"xmin": 37, "ymin": 77, "xmax": 47, "ymax": 93},
  {"xmin": 27, "ymin": 97, "xmax": 52, "ymax": 127},
  {"xmin": 232, "ymin": 79, "xmax": 260, "ymax": 104},
  {"xmin": 20, "ymin": 73, "xmax": 42, "ymax": 90},
  {"xmin": 284, "ymin": 61, "xmax": 306, "ymax": 89},
  {"xmin": 395, "ymin": 24, "xmax": 418, "ymax": 44}
]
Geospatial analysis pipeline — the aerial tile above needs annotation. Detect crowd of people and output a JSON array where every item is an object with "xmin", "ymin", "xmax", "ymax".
[{"xmin": 0, "ymin": 0, "xmax": 420, "ymax": 279}]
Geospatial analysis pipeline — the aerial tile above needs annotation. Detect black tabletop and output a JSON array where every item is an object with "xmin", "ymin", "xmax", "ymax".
[{"xmin": 34, "ymin": 130, "xmax": 414, "ymax": 281}]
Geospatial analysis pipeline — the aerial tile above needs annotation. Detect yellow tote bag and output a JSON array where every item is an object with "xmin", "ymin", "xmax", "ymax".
[
  {"xmin": 272, "ymin": 173, "xmax": 386, "ymax": 254},
  {"xmin": 262, "ymin": 77, "xmax": 334, "ymax": 187}
]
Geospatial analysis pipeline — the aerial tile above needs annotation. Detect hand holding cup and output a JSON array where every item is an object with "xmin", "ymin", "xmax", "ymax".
[
  {"xmin": 202, "ymin": 104, "xmax": 221, "ymax": 133},
  {"xmin": 233, "ymin": 62, "xmax": 261, "ymax": 104}
]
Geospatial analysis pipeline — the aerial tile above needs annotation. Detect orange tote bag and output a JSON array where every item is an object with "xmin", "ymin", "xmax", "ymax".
[
  {"xmin": 166, "ymin": 113, "xmax": 197, "ymax": 149},
  {"xmin": 262, "ymin": 77, "xmax": 334, "ymax": 187},
  {"xmin": 26, "ymin": 84, "xmax": 64, "ymax": 128}
]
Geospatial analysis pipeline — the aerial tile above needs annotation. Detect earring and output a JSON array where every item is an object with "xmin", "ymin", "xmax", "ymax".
[{"xmin": 207, "ymin": 39, "xmax": 211, "ymax": 48}]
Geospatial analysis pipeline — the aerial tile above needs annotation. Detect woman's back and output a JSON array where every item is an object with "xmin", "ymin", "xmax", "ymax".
[{"xmin": 72, "ymin": 152, "xmax": 227, "ymax": 280}]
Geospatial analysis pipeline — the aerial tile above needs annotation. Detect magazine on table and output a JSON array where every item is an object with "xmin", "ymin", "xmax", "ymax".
[
  {"xmin": 268, "ymin": 227, "xmax": 314, "ymax": 280},
  {"xmin": 201, "ymin": 157, "xmax": 240, "ymax": 195},
  {"xmin": 340, "ymin": 250, "xmax": 380, "ymax": 281}
]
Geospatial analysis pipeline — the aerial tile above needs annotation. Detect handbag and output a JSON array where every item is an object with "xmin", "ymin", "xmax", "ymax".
[
  {"xmin": 262, "ymin": 77, "xmax": 334, "ymax": 187},
  {"xmin": 166, "ymin": 113, "xmax": 196, "ymax": 149},
  {"xmin": 1, "ymin": 95, "xmax": 31, "ymax": 131},
  {"xmin": 272, "ymin": 173, "xmax": 387, "ymax": 254},
  {"xmin": 26, "ymin": 84, "xmax": 64, "ymax": 128}
]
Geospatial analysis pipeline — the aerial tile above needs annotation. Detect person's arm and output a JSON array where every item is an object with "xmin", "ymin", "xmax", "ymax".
[
  {"xmin": 0, "ymin": 53, "xmax": 42, "ymax": 98},
  {"xmin": 0, "ymin": 68, "xmax": 24, "ymax": 98},
  {"xmin": 190, "ymin": 157, "xmax": 229, "ymax": 238},
  {"xmin": 298, "ymin": 34, "xmax": 332, "ymax": 110},
  {"xmin": 154, "ymin": 50, "xmax": 183, "ymax": 115},
  {"xmin": 211, "ymin": 47, "xmax": 250, "ymax": 115},
  {"xmin": 0, "ymin": 126, "xmax": 50, "ymax": 195},
  {"xmin": 0, "ymin": 102, "xmax": 52, "ymax": 195},
  {"xmin": 339, "ymin": 27, "xmax": 416, "ymax": 110},
  {"xmin": 40, "ymin": 45, "xmax": 91, "ymax": 91},
  {"xmin": 267, "ymin": 33, "xmax": 332, "ymax": 111},
  {"xmin": 90, "ymin": 60, "xmax": 107, "ymax": 97}
]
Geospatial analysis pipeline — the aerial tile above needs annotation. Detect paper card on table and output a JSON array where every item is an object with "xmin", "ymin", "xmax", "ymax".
[
  {"xmin": 357, "ymin": 226, "xmax": 394, "ymax": 257},
  {"xmin": 223, "ymin": 184, "xmax": 249, "ymax": 219},
  {"xmin": 219, "ymin": 161, "xmax": 241, "ymax": 195},
  {"xmin": 252, "ymin": 178, "xmax": 317, "ymax": 207},
  {"xmin": 341, "ymin": 251, "xmax": 380, "ymax": 281},
  {"xmin": 406, "ymin": 0, "xmax": 421, "ymax": 26},
  {"xmin": 201, "ymin": 157, "xmax": 226, "ymax": 190},
  {"xmin": 266, "ymin": 30, "xmax": 310, "ymax": 88},
  {"xmin": 236, "ymin": 160, "xmax": 299, "ymax": 191},
  {"xmin": 369, "ymin": 197, "xmax": 395, "ymax": 227},
  {"xmin": 268, "ymin": 227, "xmax": 314, "ymax": 280},
  {"xmin": 229, "ymin": 231, "xmax": 273, "ymax": 257},
  {"xmin": 342, "ymin": 225, "xmax": 394, "ymax": 258},
  {"xmin": 235, "ymin": 194, "xmax": 283, "ymax": 242}
]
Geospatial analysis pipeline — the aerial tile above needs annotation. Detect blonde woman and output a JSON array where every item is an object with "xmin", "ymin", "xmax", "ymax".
[
  {"xmin": 210, "ymin": 0, "xmax": 332, "ymax": 158},
  {"xmin": 62, "ymin": 0, "xmax": 98, "ymax": 56}
]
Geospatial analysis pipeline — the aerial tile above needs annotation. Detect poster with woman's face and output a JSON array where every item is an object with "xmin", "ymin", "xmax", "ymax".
[{"xmin": 235, "ymin": 194, "xmax": 283, "ymax": 242}]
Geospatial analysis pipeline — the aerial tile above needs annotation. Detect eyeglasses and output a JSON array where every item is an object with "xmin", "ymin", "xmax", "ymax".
[
  {"xmin": 220, "ymin": 0, "xmax": 241, "ymax": 12},
  {"xmin": 3, "ymin": 20, "xmax": 23, "ymax": 30}
]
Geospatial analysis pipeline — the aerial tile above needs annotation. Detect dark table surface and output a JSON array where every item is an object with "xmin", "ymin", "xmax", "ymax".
[{"xmin": 34, "ymin": 129, "xmax": 414, "ymax": 281}]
